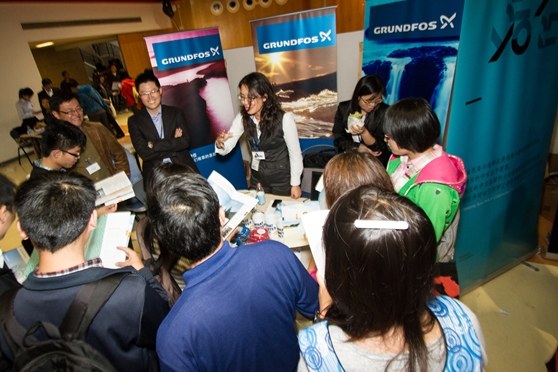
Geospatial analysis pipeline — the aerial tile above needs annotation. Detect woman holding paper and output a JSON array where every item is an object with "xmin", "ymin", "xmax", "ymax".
[
  {"xmin": 332, "ymin": 75, "xmax": 391, "ymax": 166},
  {"xmin": 215, "ymin": 72, "xmax": 303, "ymax": 198},
  {"xmin": 298, "ymin": 186, "xmax": 486, "ymax": 371}
]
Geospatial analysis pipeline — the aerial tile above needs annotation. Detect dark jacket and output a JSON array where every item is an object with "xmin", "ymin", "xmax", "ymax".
[
  {"xmin": 0, "ymin": 266, "xmax": 169, "ymax": 371},
  {"xmin": 128, "ymin": 105, "xmax": 199, "ymax": 183},
  {"xmin": 332, "ymin": 100, "xmax": 391, "ymax": 166}
]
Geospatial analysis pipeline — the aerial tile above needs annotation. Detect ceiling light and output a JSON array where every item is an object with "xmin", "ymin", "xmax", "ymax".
[{"xmin": 35, "ymin": 41, "xmax": 54, "ymax": 48}]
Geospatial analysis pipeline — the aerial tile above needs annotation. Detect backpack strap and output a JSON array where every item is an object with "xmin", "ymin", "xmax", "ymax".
[
  {"xmin": 60, "ymin": 272, "xmax": 128, "ymax": 339},
  {"xmin": 298, "ymin": 320, "xmax": 345, "ymax": 372},
  {"xmin": 0, "ymin": 288, "xmax": 27, "ymax": 354}
]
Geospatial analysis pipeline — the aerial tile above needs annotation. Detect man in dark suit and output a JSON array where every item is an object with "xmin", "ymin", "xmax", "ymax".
[
  {"xmin": 37, "ymin": 78, "xmax": 59, "ymax": 122},
  {"xmin": 128, "ymin": 72, "xmax": 199, "ymax": 184}
]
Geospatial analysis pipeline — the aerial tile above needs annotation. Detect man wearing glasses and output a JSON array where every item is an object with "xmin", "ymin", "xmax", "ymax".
[
  {"xmin": 128, "ymin": 72, "xmax": 199, "ymax": 185},
  {"xmin": 50, "ymin": 90, "xmax": 130, "ymax": 183}
]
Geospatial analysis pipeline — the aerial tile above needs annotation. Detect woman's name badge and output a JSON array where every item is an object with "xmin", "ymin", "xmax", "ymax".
[{"xmin": 253, "ymin": 151, "xmax": 265, "ymax": 160}]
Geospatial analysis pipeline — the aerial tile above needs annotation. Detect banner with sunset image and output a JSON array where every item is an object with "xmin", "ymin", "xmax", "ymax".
[{"xmin": 250, "ymin": 7, "xmax": 338, "ymax": 140}]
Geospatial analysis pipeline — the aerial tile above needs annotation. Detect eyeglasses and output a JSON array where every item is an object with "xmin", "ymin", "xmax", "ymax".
[
  {"xmin": 58, "ymin": 107, "xmax": 84, "ymax": 116},
  {"xmin": 359, "ymin": 96, "xmax": 383, "ymax": 106},
  {"xmin": 139, "ymin": 88, "xmax": 160, "ymax": 97},
  {"xmin": 61, "ymin": 150, "xmax": 80, "ymax": 158},
  {"xmin": 237, "ymin": 94, "xmax": 261, "ymax": 102}
]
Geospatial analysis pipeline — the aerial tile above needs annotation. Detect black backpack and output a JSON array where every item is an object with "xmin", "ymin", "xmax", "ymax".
[{"xmin": 0, "ymin": 273, "xmax": 127, "ymax": 371}]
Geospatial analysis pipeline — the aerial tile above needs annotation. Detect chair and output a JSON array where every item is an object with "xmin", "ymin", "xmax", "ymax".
[{"xmin": 9, "ymin": 128, "xmax": 33, "ymax": 166}]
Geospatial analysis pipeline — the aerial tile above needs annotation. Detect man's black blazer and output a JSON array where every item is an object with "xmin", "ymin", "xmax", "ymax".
[{"xmin": 128, "ymin": 105, "xmax": 199, "ymax": 183}]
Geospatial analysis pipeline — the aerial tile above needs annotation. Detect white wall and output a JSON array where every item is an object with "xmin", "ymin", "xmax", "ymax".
[
  {"xmin": 0, "ymin": 1, "xmax": 363, "ymax": 163},
  {"xmin": 0, "ymin": 2, "xmax": 171, "ymax": 163}
]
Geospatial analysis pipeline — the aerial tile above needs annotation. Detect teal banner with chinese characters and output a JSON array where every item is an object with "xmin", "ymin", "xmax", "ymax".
[{"xmin": 448, "ymin": 0, "xmax": 558, "ymax": 290}]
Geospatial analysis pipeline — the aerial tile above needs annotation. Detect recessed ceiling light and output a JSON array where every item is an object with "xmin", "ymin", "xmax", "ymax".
[{"xmin": 35, "ymin": 41, "xmax": 54, "ymax": 48}]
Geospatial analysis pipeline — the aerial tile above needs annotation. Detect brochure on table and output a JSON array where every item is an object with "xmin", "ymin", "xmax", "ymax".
[{"xmin": 208, "ymin": 171, "xmax": 258, "ymax": 240}]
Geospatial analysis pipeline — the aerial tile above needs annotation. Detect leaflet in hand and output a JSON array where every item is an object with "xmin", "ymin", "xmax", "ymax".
[
  {"xmin": 85, "ymin": 212, "xmax": 135, "ymax": 269},
  {"xmin": 208, "ymin": 171, "xmax": 257, "ymax": 239},
  {"xmin": 94, "ymin": 171, "xmax": 135, "ymax": 207}
]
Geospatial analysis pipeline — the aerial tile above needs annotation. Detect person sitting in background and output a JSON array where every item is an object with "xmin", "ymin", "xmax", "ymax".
[
  {"xmin": 0, "ymin": 172, "xmax": 169, "ymax": 371},
  {"xmin": 50, "ymin": 91, "xmax": 129, "ymax": 183},
  {"xmin": 332, "ymin": 75, "xmax": 391, "ymax": 166},
  {"xmin": 215, "ymin": 72, "xmax": 303, "ymax": 198},
  {"xmin": 37, "ymin": 78, "xmax": 59, "ymax": 119},
  {"xmin": 0, "ymin": 174, "xmax": 19, "ymax": 297},
  {"xmin": 298, "ymin": 185, "xmax": 486, "ymax": 371},
  {"xmin": 148, "ymin": 164, "xmax": 318, "ymax": 371},
  {"xmin": 383, "ymin": 97, "xmax": 467, "ymax": 263},
  {"xmin": 15, "ymin": 87, "xmax": 42, "ymax": 134}
]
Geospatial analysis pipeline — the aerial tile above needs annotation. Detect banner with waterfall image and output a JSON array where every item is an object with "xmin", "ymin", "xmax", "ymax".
[
  {"xmin": 362, "ymin": 0, "xmax": 465, "ymax": 136},
  {"xmin": 144, "ymin": 29, "xmax": 247, "ymax": 189},
  {"xmin": 250, "ymin": 7, "xmax": 338, "ymax": 139}
]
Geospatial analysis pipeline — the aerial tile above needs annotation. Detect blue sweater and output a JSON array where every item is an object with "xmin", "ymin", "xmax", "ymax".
[{"xmin": 157, "ymin": 240, "xmax": 319, "ymax": 372}]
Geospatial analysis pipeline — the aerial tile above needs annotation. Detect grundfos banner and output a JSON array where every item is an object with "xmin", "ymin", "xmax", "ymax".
[
  {"xmin": 254, "ymin": 13, "xmax": 336, "ymax": 54},
  {"xmin": 367, "ymin": 0, "xmax": 464, "ymax": 41}
]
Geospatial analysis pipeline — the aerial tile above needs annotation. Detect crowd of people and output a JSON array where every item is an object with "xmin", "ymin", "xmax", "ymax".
[{"xmin": 1, "ymin": 70, "xmax": 486, "ymax": 371}]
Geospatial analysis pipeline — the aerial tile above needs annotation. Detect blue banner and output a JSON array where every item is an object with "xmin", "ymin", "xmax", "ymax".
[
  {"xmin": 448, "ymin": 0, "xmax": 558, "ymax": 290},
  {"xmin": 153, "ymin": 33, "xmax": 223, "ymax": 71},
  {"xmin": 368, "ymin": 0, "xmax": 464, "ymax": 41},
  {"xmin": 255, "ymin": 13, "xmax": 336, "ymax": 54},
  {"xmin": 145, "ymin": 29, "xmax": 246, "ymax": 189},
  {"xmin": 363, "ymin": 0, "xmax": 465, "ymax": 137}
]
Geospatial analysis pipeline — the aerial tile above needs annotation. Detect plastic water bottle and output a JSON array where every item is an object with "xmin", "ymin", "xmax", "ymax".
[
  {"xmin": 256, "ymin": 183, "xmax": 265, "ymax": 205},
  {"xmin": 275, "ymin": 204, "xmax": 284, "ymax": 242}
]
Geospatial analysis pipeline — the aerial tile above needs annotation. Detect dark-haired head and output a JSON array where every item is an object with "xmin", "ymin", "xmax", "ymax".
[
  {"xmin": 349, "ymin": 75, "xmax": 386, "ymax": 113},
  {"xmin": 49, "ymin": 90, "xmax": 81, "ymax": 113},
  {"xmin": 323, "ymin": 150, "xmax": 393, "ymax": 207},
  {"xmin": 383, "ymin": 97, "xmax": 440, "ymax": 153},
  {"xmin": 147, "ymin": 164, "xmax": 221, "ymax": 263},
  {"xmin": 15, "ymin": 172, "xmax": 96, "ymax": 252},
  {"xmin": 18, "ymin": 87, "xmax": 34, "ymax": 99},
  {"xmin": 41, "ymin": 120, "xmax": 86, "ymax": 156},
  {"xmin": 323, "ymin": 185, "xmax": 436, "ymax": 344},
  {"xmin": 238, "ymin": 72, "xmax": 283, "ymax": 139},
  {"xmin": 135, "ymin": 72, "xmax": 160, "ymax": 92}
]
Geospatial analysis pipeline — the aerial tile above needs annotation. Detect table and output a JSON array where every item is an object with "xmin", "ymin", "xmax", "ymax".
[
  {"xmin": 20, "ymin": 133, "xmax": 42, "ymax": 159},
  {"xmin": 246, "ymin": 192, "xmax": 314, "ymax": 269}
]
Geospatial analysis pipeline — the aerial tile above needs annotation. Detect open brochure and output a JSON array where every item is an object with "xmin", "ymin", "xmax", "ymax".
[
  {"xmin": 95, "ymin": 171, "xmax": 135, "ymax": 207},
  {"xmin": 2, "ymin": 247, "xmax": 30, "ymax": 283},
  {"xmin": 208, "ymin": 171, "xmax": 257, "ymax": 240},
  {"xmin": 21, "ymin": 212, "xmax": 135, "ymax": 281},
  {"xmin": 300, "ymin": 209, "xmax": 330, "ymax": 281}
]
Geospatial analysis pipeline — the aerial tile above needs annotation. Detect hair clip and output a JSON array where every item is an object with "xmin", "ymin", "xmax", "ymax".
[{"xmin": 354, "ymin": 220, "xmax": 409, "ymax": 230}]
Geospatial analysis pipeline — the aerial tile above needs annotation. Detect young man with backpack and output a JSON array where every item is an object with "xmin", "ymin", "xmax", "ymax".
[{"xmin": 0, "ymin": 172, "xmax": 169, "ymax": 371}]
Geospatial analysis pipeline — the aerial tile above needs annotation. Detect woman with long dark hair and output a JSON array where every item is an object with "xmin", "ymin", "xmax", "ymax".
[
  {"xmin": 215, "ymin": 72, "xmax": 303, "ymax": 198},
  {"xmin": 298, "ymin": 186, "xmax": 486, "ymax": 371},
  {"xmin": 332, "ymin": 75, "xmax": 391, "ymax": 166}
]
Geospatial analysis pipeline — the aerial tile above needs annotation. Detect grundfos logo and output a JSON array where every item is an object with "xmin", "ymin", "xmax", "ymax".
[
  {"xmin": 160, "ymin": 46, "xmax": 220, "ymax": 65},
  {"xmin": 262, "ymin": 29, "xmax": 332, "ymax": 50},
  {"xmin": 373, "ymin": 12, "xmax": 456, "ymax": 35}
]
